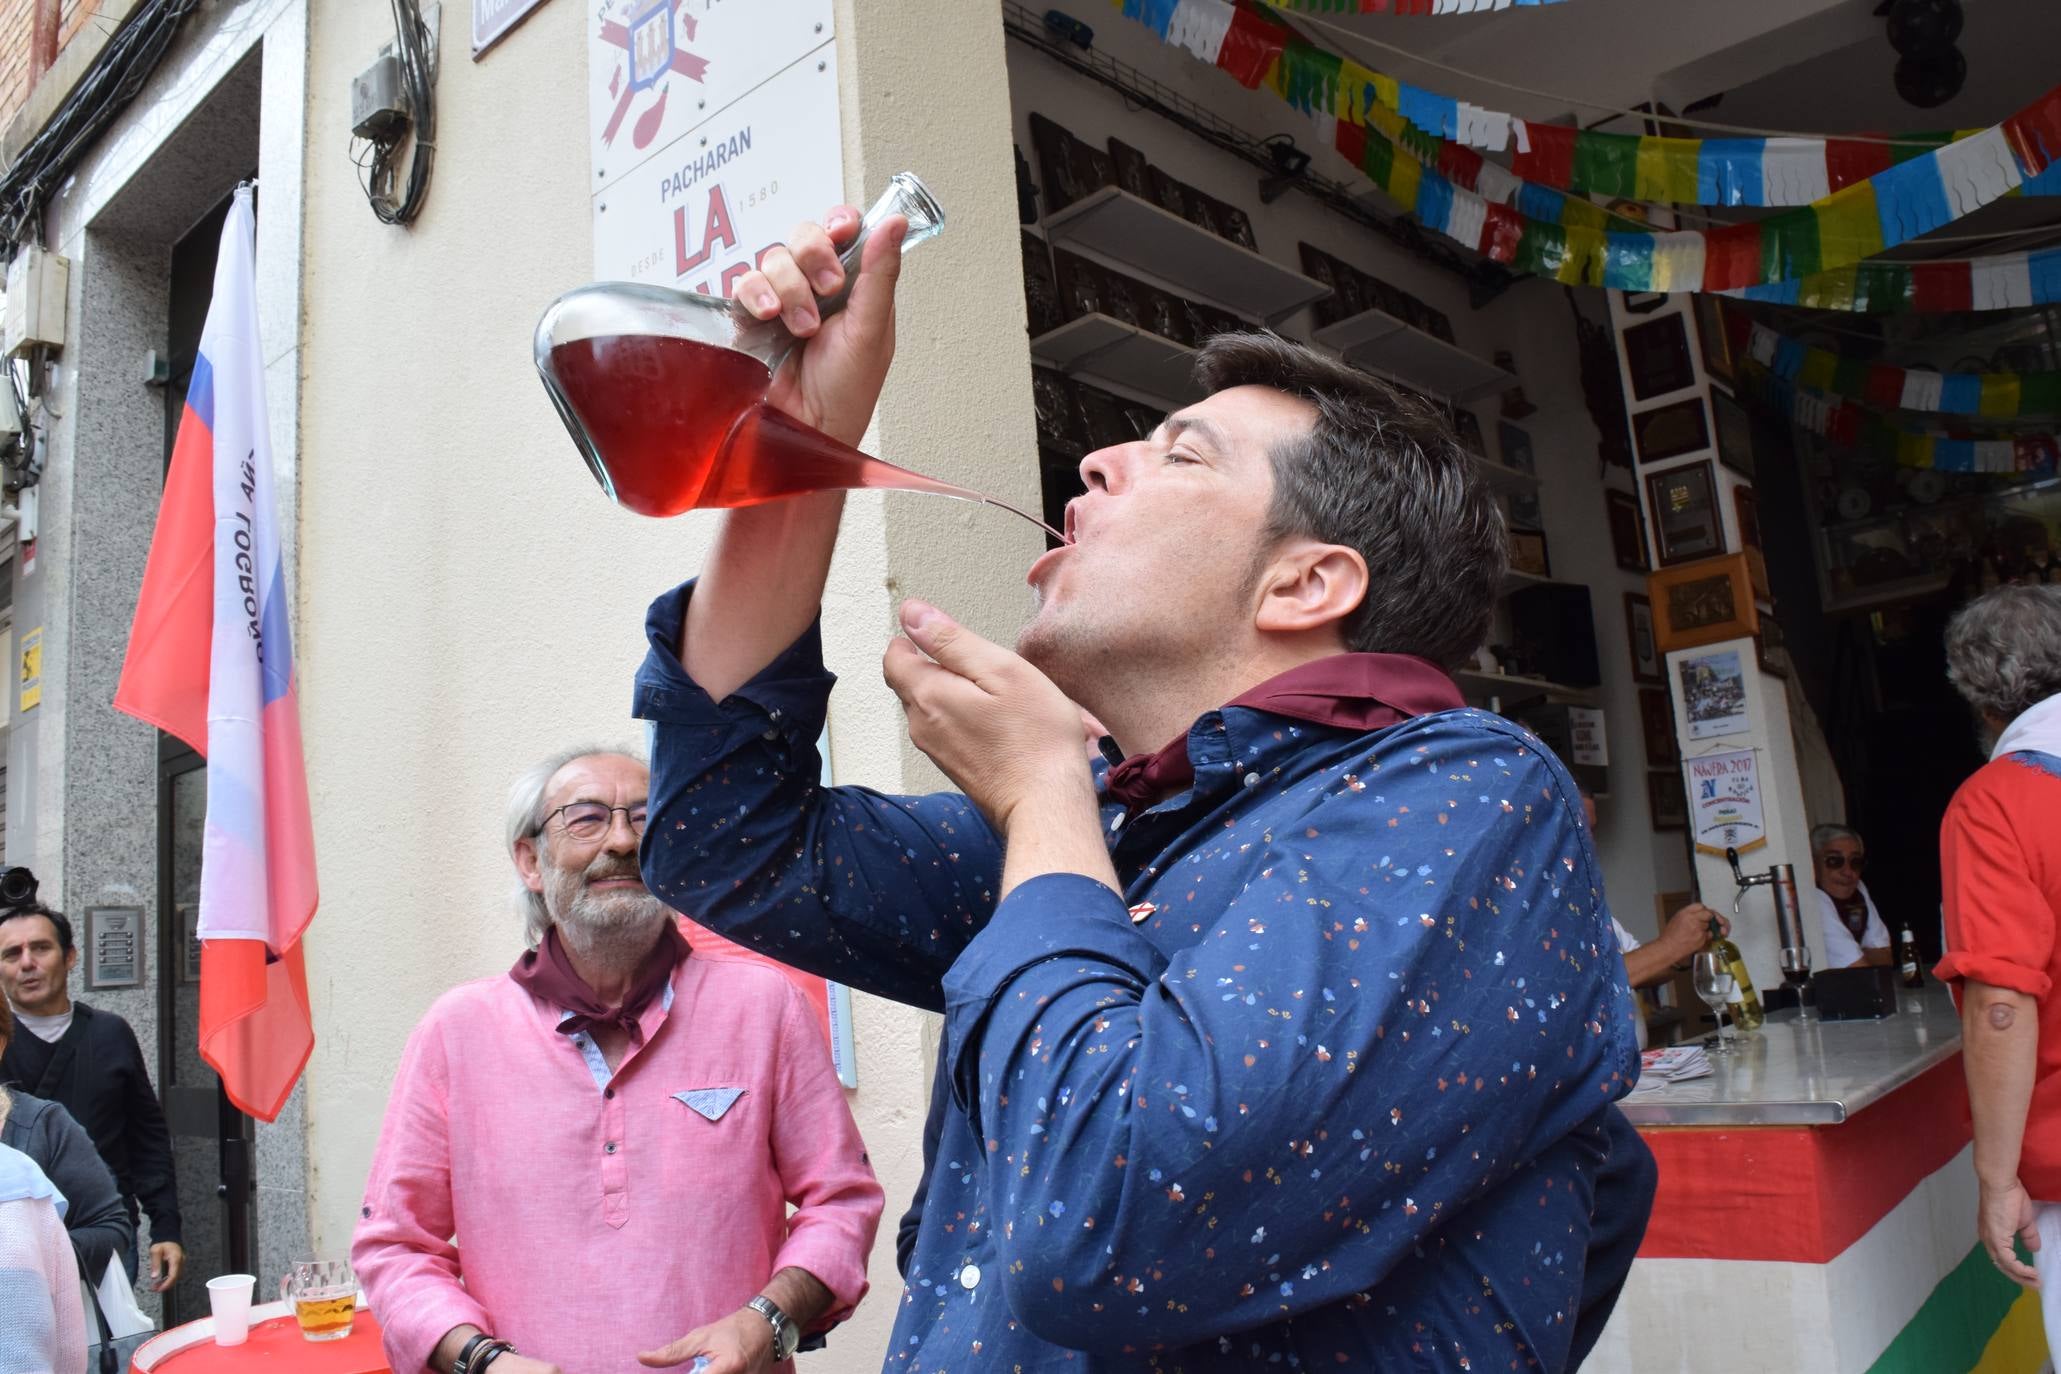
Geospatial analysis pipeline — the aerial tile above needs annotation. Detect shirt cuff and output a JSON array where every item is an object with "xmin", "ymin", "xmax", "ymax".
[
  {"xmin": 632, "ymin": 578, "xmax": 838, "ymax": 735},
  {"xmin": 1934, "ymin": 951, "xmax": 2053, "ymax": 999},
  {"xmin": 940, "ymin": 873, "xmax": 1165, "ymax": 1106},
  {"xmin": 379, "ymin": 1286, "xmax": 492, "ymax": 1374},
  {"xmin": 769, "ymin": 1231, "xmax": 871, "ymax": 1331}
]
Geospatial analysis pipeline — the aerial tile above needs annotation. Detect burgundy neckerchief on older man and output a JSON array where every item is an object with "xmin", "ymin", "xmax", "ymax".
[
  {"xmin": 508, "ymin": 920, "xmax": 690, "ymax": 1044},
  {"xmin": 1100, "ymin": 652, "xmax": 1465, "ymax": 815}
]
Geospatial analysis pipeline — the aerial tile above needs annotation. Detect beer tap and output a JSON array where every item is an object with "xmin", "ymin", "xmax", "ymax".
[{"xmin": 1729, "ymin": 847, "xmax": 1813, "ymax": 1018}]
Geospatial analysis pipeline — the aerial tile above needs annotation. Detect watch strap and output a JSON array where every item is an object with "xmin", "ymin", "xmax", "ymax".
[{"xmin": 747, "ymin": 1295, "xmax": 799, "ymax": 1360}]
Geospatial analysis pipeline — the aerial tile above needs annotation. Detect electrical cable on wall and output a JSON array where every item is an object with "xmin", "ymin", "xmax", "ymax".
[
  {"xmin": 352, "ymin": 0, "xmax": 438, "ymax": 226},
  {"xmin": 0, "ymin": 0, "xmax": 204, "ymax": 257}
]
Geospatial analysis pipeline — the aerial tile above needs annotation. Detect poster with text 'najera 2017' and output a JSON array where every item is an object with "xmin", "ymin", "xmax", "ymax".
[{"xmin": 1688, "ymin": 748, "xmax": 1767, "ymax": 857}]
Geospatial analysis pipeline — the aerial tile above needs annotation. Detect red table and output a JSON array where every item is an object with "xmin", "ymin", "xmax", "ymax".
[{"xmin": 132, "ymin": 1301, "xmax": 389, "ymax": 1373}]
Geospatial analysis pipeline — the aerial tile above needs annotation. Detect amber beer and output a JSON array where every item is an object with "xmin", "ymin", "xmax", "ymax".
[
  {"xmin": 293, "ymin": 1288, "xmax": 358, "ymax": 1339},
  {"xmin": 280, "ymin": 1259, "xmax": 359, "ymax": 1342}
]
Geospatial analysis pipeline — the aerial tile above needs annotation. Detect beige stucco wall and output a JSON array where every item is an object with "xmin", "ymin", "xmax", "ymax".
[{"xmin": 296, "ymin": 2, "xmax": 1029, "ymax": 1368}]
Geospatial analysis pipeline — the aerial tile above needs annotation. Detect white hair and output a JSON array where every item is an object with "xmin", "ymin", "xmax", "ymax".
[
  {"xmin": 506, "ymin": 743, "xmax": 648, "ymax": 946},
  {"xmin": 1946, "ymin": 585, "xmax": 2061, "ymax": 723},
  {"xmin": 1810, "ymin": 823, "xmax": 1862, "ymax": 857}
]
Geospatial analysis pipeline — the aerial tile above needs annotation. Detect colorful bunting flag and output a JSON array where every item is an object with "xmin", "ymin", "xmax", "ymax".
[
  {"xmin": 1741, "ymin": 322, "xmax": 2061, "ymax": 417},
  {"xmin": 1740, "ymin": 368, "xmax": 2060, "ymax": 475}
]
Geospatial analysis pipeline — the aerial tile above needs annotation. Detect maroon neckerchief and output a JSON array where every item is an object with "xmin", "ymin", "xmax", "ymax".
[
  {"xmin": 1100, "ymin": 653, "xmax": 1465, "ymax": 814},
  {"xmin": 508, "ymin": 921, "xmax": 690, "ymax": 1043}
]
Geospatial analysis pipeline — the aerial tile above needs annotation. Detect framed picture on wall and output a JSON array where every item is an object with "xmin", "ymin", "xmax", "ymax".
[
  {"xmin": 1625, "ymin": 592, "xmax": 1663, "ymax": 683},
  {"xmin": 1621, "ymin": 290, "xmax": 1667, "ymax": 316},
  {"xmin": 1733, "ymin": 484, "xmax": 1762, "ymax": 548},
  {"xmin": 1639, "ymin": 688, "xmax": 1679, "ymax": 767},
  {"xmin": 1757, "ymin": 616, "xmax": 1792, "ymax": 679},
  {"xmin": 1649, "ymin": 553, "xmax": 1759, "ymax": 652},
  {"xmin": 1712, "ymin": 388, "xmax": 1756, "ymax": 479},
  {"xmin": 1508, "ymin": 528, "xmax": 1551, "ymax": 577},
  {"xmin": 1695, "ymin": 293, "xmax": 1735, "ymax": 385},
  {"xmin": 1633, "ymin": 397, "xmax": 1710, "ymax": 465},
  {"xmin": 1644, "ymin": 460, "xmax": 1725, "ymax": 566},
  {"xmin": 1623, "ymin": 313, "xmax": 1697, "ymax": 400},
  {"xmin": 1507, "ymin": 488, "xmax": 1545, "ymax": 530},
  {"xmin": 1498, "ymin": 421, "xmax": 1537, "ymax": 476},
  {"xmin": 1648, "ymin": 770, "xmax": 1689, "ymax": 831},
  {"xmin": 1605, "ymin": 488, "xmax": 1648, "ymax": 571}
]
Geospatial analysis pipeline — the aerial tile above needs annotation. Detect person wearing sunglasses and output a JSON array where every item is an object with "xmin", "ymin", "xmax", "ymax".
[{"xmin": 1811, "ymin": 824, "xmax": 1892, "ymax": 969}]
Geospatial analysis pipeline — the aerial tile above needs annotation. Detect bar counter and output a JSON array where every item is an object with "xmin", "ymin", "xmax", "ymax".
[{"xmin": 1586, "ymin": 987, "xmax": 2047, "ymax": 1374}]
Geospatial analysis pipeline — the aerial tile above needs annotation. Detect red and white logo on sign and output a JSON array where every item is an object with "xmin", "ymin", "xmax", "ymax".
[{"xmin": 598, "ymin": 0, "xmax": 711, "ymax": 150}]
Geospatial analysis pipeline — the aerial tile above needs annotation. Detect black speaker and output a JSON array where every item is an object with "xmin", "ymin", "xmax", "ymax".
[{"xmin": 1507, "ymin": 583, "xmax": 1601, "ymax": 688}]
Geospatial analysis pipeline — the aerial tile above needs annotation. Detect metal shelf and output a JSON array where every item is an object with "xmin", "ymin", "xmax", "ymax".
[
  {"xmin": 1499, "ymin": 568, "xmax": 1575, "ymax": 595},
  {"xmin": 1313, "ymin": 307, "xmax": 1516, "ymax": 402},
  {"xmin": 1030, "ymin": 314, "xmax": 1200, "ymax": 409},
  {"xmin": 1041, "ymin": 186, "xmax": 1332, "ymax": 324},
  {"xmin": 1470, "ymin": 453, "xmax": 1541, "ymax": 492}
]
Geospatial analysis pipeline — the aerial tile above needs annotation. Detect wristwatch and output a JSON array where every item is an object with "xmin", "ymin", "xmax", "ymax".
[{"xmin": 748, "ymin": 1295, "xmax": 800, "ymax": 1361}]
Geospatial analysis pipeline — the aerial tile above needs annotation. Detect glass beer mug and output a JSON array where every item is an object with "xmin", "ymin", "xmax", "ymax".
[
  {"xmin": 280, "ymin": 1257, "xmax": 359, "ymax": 1341},
  {"xmin": 533, "ymin": 173, "xmax": 1061, "ymax": 539}
]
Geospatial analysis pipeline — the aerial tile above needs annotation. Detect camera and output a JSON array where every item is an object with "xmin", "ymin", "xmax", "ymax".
[{"xmin": 0, "ymin": 865, "xmax": 39, "ymax": 909}]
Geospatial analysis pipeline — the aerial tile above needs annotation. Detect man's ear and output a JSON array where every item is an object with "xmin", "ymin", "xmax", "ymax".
[
  {"xmin": 1253, "ymin": 543, "xmax": 1369, "ymax": 638},
  {"xmin": 63, "ymin": 945, "xmax": 79, "ymax": 978},
  {"xmin": 513, "ymin": 836, "xmax": 547, "ymax": 894}
]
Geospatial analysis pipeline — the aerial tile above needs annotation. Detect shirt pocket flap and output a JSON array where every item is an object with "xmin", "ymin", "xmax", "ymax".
[{"xmin": 673, "ymin": 1087, "xmax": 746, "ymax": 1122}]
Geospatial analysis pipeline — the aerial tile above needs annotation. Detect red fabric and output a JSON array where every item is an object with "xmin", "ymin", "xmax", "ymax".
[
  {"xmin": 135, "ymin": 1311, "xmax": 390, "ymax": 1373},
  {"xmin": 1825, "ymin": 137, "xmax": 1893, "ymax": 191},
  {"xmin": 1937, "ymin": 753, "xmax": 2061, "ymax": 1196},
  {"xmin": 1636, "ymin": 1056, "xmax": 1970, "ymax": 1263},
  {"xmin": 1866, "ymin": 363, "xmax": 1907, "ymax": 410},
  {"xmin": 1437, "ymin": 141, "xmax": 1483, "ymax": 191},
  {"xmin": 1511, "ymin": 121, "xmax": 1576, "ymax": 189},
  {"xmin": 112, "ymin": 398, "xmax": 214, "ymax": 752},
  {"xmin": 1216, "ymin": 3, "xmax": 1288, "ymax": 89},
  {"xmin": 2003, "ymin": 85, "xmax": 2061, "ymax": 176},
  {"xmin": 198, "ymin": 938, "xmax": 313, "ymax": 1123},
  {"xmin": 1333, "ymin": 119, "xmax": 1367, "ymax": 169},
  {"xmin": 1481, "ymin": 202, "xmax": 1524, "ymax": 262},
  {"xmin": 1100, "ymin": 653, "xmax": 1464, "ymax": 813},
  {"xmin": 507, "ymin": 921, "xmax": 689, "ymax": 1042},
  {"xmin": 1700, "ymin": 221, "xmax": 1763, "ymax": 292},
  {"xmin": 1913, "ymin": 261, "xmax": 1973, "ymax": 313}
]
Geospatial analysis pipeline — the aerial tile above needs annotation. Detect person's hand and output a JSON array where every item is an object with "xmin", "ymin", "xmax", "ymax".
[
  {"xmin": 637, "ymin": 1307, "xmax": 773, "ymax": 1371},
  {"xmin": 1662, "ymin": 903, "xmax": 1726, "ymax": 959},
  {"xmin": 882, "ymin": 600, "xmax": 1091, "ymax": 831},
  {"xmin": 731, "ymin": 207, "xmax": 905, "ymax": 447},
  {"xmin": 1979, "ymin": 1177, "xmax": 2042, "ymax": 1286},
  {"xmin": 147, "ymin": 1241, "xmax": 184, "ymax": 1292}
]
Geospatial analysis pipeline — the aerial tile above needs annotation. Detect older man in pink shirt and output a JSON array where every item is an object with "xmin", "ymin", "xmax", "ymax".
[{"xmin": 353, "ymin": 747, "xmax": 882, "ymax": 1374}]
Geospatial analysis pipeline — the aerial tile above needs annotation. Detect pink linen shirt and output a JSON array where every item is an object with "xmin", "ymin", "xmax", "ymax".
[{"xmin": 352, "ymin": 951, "xmax": 883, "ymax": 1374}]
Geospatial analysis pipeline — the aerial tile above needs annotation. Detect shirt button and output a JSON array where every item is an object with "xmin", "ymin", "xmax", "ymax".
[
  {"xmin": 604, "ymin": 1087, "xmax": 615, "ymax": 1099},
  {"xmin": 1243, "ymin": 772, "xmax": 1261, "ymax": 788},
  {"xmin": 604, "ymin": 1141, "xmax": 618, "ymax": 1154},
  {"xmin": 958, "ymin": 1264, "xmax": 981, "ymax": 1291},
  {"xmin": 1109, "ymin": 813, "xmax": 1125, "ymax": 832}
]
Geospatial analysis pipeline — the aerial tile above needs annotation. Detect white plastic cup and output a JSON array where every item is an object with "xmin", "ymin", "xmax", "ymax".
[{"xmin": 207, "ymin": 1274, "xmax": 257, "ymax": 1346}]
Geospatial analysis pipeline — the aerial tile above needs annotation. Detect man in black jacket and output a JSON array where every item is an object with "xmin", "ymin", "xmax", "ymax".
[{"xmin": 0, "ymin": 901, "xmax": 183, "ymax": 1288}]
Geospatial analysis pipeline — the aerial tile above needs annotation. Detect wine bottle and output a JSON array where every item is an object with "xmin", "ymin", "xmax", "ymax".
[
  {"xmin": 1896, "ymin": 924, "xmax": 1925, "ymax": 989},
  {"xmin": 1708, "ymin": 915, "xmax": 1764, "ymax": 1031}
]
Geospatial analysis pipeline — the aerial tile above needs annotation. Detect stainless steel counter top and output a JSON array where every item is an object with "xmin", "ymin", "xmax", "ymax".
[{"xmin": 1620, "ymin": 987, "xmax": 1963, "ymax": 1127}]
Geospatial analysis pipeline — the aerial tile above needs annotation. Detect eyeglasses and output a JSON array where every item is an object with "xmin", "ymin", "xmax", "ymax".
[
  {"xmin": 1821, "ymin": 853, "xmax": 1866, "ymax": 872},
  {"xmin": 539, "ymin": 802, "xmax": 648, "ymax": 843}
]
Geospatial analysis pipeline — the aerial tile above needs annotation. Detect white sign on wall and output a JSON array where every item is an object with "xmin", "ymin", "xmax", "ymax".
[
  {"xmin": 588, "ymin": 0, "xmax": 835, "ymax": 195},
  {"xmin": 591, "ymin": 53, "xmax": 843, "ymax": 288},
  {"xmin": 1688, "ymin": 747, "xmax": 1767, "ymax": 857}
]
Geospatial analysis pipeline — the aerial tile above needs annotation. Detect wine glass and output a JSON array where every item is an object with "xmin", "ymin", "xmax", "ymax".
[
  {"xmin": 1693, "ymin": 951, "xmax": 1738, "ymax": 1055},
  {"xmin": 1781, "ymin": 945, "xmax": 1814, "ymax": 1023}
]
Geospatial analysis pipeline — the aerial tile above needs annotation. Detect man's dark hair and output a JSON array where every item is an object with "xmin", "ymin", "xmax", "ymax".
[
  {"xmin": 1194, "ymin": 332, "xmax": 1507, "ymax": 671},
  {"xmin": 0, "ymin": 901, "xmax": 75, "ymax": 955}
]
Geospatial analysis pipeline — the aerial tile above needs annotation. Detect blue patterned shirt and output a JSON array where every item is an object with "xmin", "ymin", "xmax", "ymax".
[{"xmin": 635, "ymin": 581, "xmax": 1642, "ymax": 1371}]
